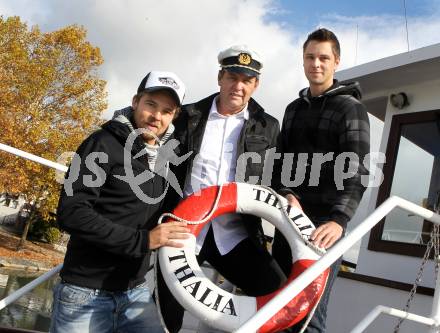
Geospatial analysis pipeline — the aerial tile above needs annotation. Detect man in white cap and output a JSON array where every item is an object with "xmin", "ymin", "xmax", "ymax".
[
  {"xmin": 50, "ymin": 71, "xmax": 190, "ymax": 333},
  {"xmin": 158, "ymin": 45, "xmax": 286, "ymax": 332}
]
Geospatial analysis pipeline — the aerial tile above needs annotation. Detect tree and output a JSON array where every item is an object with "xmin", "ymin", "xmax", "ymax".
[{"xmin": 0, "ymin": 16, "xmax": 107, "ymax": 249}]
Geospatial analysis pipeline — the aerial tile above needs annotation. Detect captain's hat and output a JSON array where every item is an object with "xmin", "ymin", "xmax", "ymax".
[{"xmin": 217, "ymin": 45, "xmax": 262, "ymax": 77}]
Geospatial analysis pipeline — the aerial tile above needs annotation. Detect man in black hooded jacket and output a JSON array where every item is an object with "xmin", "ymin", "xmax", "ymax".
[
  {"xmin": 50, "ymin": 71, "xmax": 190, "ymax": 333},
  {"xmin": 272, "ymin": 28, "xmax": 370, "ymax": 333}
]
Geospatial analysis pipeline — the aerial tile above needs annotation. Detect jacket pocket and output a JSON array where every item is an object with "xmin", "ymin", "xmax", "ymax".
[
  {"xmin": 242, "ymin": 135, "xmax": 270, "ymax": 183},
  {"xmin": 245, "ymin": 135, "xmax": 270, "ymax": 152}
]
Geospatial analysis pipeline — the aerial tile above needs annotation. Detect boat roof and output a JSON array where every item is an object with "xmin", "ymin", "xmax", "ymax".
[{"xmin": 335, "ymin": 43, "xmax": 440, "ymax": 120}]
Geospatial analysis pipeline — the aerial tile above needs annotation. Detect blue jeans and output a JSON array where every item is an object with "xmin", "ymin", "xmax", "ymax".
[{"xmin": 50, "ymin": 281, "xmax": 164, "ymax": 333}]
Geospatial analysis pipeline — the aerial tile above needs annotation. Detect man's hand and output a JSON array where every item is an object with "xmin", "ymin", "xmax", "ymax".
[
  {"xmin": 310, "ymin": 221, "xmax": 343, "ymax": 249},
  {"xmin": 285, "ymin": 193, "xmax": 302, "ymax": 210},
  {"xmin": 149, "ymin": 222, "xmax": 190, "ymax": 250}
]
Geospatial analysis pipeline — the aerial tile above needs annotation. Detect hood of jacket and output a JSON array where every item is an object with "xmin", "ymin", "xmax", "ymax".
[
  {"xmin": 102, "ymin": 106, "xmax": 175, "ymax": 171},
  {"xmin": 111, "ymin": 106, "xmax": 174, "ymax": 146},
  {"xmin": 299, "ymin": 80, "xmax": 362, "ymax": 102}
]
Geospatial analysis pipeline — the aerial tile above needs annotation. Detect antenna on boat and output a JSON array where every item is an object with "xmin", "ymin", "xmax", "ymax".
[
  {"xmin": 403, "ymin": 0, "xmax": 410, "ymax": 52},
  {"xmin": 354, "ymin": 24, "xmax": 359, "ymax": 65}
]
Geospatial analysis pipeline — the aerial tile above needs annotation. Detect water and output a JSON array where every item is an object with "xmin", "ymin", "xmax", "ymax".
[
  {"xmin": 0, "ymin": 266, "xmax": 215, "ymax": 333},
  {"xmin": 0, "ymin": 268, "xmax": 58, "ymax": 332}
]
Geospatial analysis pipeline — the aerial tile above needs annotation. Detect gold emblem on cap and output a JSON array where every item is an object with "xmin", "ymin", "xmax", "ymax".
[{"xmin": 238, "ymin": 53, "xmax": 252, "ymax": 65}]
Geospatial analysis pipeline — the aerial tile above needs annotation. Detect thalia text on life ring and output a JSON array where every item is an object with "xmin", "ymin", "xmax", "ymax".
[{"xmin": 158, "ymin": 182, "xmax": 329, "ymax": 333}]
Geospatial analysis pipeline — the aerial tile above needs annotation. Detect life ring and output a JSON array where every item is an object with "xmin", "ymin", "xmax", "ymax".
[{"xmin": 158, "ymin": 182, "xmax": 329, "ymax": 332}]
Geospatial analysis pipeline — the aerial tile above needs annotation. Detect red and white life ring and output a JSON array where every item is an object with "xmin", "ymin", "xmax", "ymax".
[{"xmin": 158, "ymin": 182, "xmax": 329, "ymax": 333}]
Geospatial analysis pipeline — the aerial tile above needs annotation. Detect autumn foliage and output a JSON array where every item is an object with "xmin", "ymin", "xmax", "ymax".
[{"xmin": 0, "ymin": 16, "xmax": 107, "ymax": 227}]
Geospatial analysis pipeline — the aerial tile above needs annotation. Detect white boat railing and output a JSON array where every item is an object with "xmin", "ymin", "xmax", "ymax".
[
  {"xmin": 2, "ymin": 142, "xmax": 440, "ymax": 332},
  {"xmin": 234, "ymin": 196, "xmax": 440, "ymax": 332},
  {"xmin": 0, "ymin": 264, "xmax": 63, "ymax": 311},
  {"xmin": 0, "ymin": 143, "xmax": 68, "ymax": 173},
  {"xmin": 351, "ymin": 253, "xmax": 440, "ymax": 333},
  {"xmin": 350, "ymin": 305, "xmax": 436, "ymax": 333},
  {"xmin": 0, "ymin": 143, "xmax": 68, "ymax": 312}
]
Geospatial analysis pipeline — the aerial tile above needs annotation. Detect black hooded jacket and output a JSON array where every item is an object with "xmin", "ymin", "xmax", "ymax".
[
  {"xmin": 276, "ymin": 80, "xmax": 370, "ymax": 227},
  {"xmin": 57, "ymin": 116, "xmax": 169, "ymax": 291}
]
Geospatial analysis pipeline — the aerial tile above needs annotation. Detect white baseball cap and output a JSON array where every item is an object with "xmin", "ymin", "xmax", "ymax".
[{"xmin": 137, "ymin": 71, "xmax": 186, "ymax": 106}]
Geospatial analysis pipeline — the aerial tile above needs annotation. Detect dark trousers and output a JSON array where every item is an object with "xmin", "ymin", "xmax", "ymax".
[
  {"xmin": 272, "ymin": 222, "xmax": 343, "ymax": 333},
  {"xmin": 157, "ymin": 226, "xmax": 286, "ymax": 333}
]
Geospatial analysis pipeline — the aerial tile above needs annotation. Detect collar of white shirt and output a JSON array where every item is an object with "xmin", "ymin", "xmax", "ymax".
[{"xmin": 209, "ymin": 96, "xmax": 250, "ymax": 120}]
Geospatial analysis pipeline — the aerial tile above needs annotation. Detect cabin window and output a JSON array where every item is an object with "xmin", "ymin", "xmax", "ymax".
[{"xmin": 368, "ymin": 110, "xmax": 440, "ymax": 257}]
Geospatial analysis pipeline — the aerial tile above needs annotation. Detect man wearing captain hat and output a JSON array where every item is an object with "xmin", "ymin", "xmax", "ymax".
[{"xmin": 157, "ymin": 45, "xmax": 286, "ymax": 332}]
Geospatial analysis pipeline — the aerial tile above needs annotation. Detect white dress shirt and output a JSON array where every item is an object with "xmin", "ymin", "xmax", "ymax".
[{"xmin": 184, "ymin": 97, "xmax": 249, "ymax": 255}]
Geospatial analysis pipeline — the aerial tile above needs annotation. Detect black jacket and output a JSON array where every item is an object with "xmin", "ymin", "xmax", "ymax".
[
  {"xmin": 171, "ymin": 93, "xmax": 280, "ymax": 246},
  {"xmin": 58, "ymin": 118, "xmax": 168, "ymax": 291},
  {"xmin": 276, "ymin": 80, "xmax": 370, "ymax": 228}
]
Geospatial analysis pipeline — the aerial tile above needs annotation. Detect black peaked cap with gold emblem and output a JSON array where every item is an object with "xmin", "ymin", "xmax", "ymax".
[{"xmin": 218, "ymin": 45, "xmax": 263, "ymax": 77}]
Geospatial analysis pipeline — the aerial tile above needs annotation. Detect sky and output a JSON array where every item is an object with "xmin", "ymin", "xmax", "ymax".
[
  {"xmin": 1, "ymin": 0, "xmax": 440, "ymax": 124},
  {"xmin": 268, "ymin": 0, "xmax": 434, "ymax": 32}
]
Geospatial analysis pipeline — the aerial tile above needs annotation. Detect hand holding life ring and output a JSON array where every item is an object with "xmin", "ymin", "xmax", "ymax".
[{"xmin": 158, "ymin": 182, "xmax": 329, "ymax": 333}]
